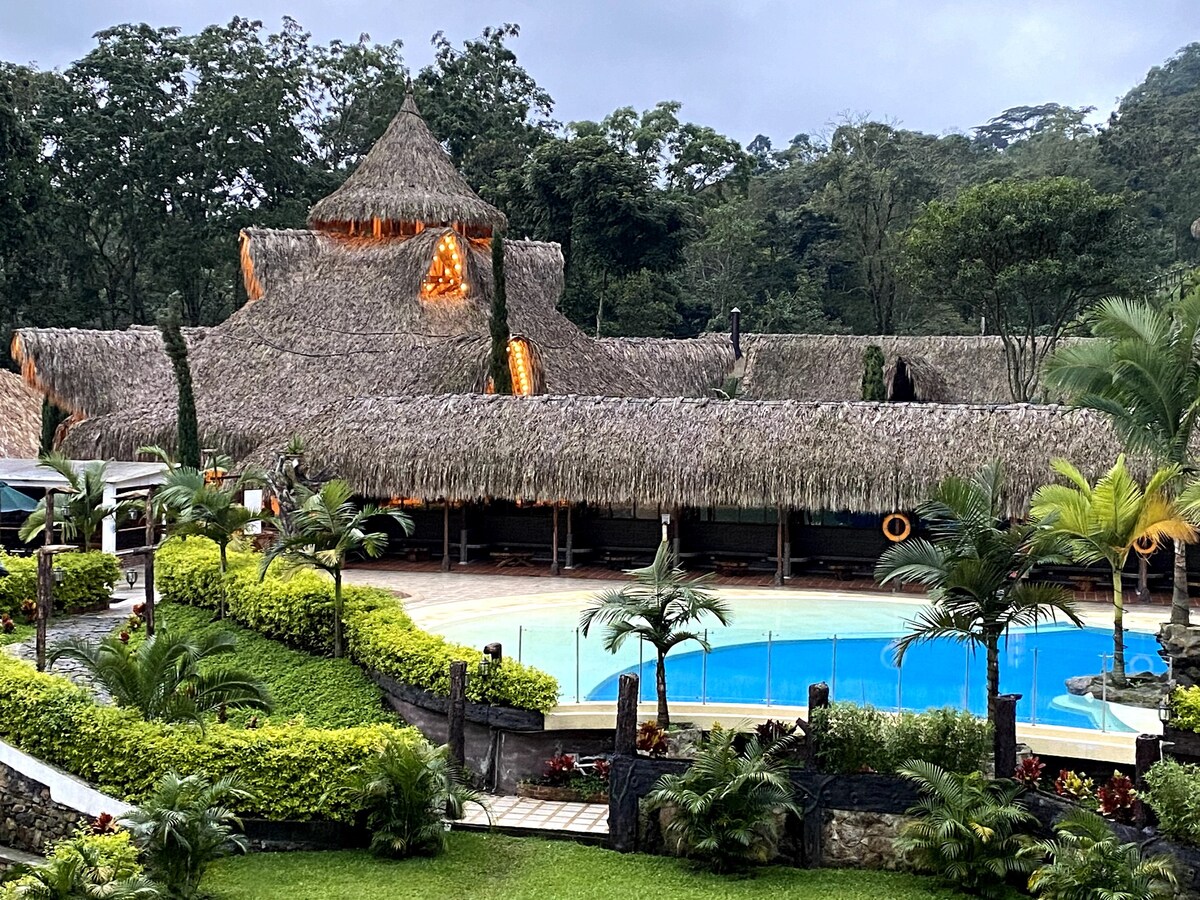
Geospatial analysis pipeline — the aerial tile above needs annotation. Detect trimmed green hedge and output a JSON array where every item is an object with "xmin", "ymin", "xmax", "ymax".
[
  {"xmin": 0, "ymin": 653, "xmax": 411, "ymax": 821},
  {"xmin": 1171, "ymin": 685, "xmax": 1200, "ymax": 733},
  {"xmin": 811, "ymin": 703, "xmax": 991, "ymax": 775},
  {"xmin": 155, "ymin": 538, "xmax": 560, "ymax": 713},
  {"xmin": 0, "ymin": 551, "xmax": 120, "ymax": 616}
]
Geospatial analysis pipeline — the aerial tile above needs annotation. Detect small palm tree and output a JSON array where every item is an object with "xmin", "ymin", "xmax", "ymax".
[
  {"xmin": 6, "ymin": 842, "xmax": 159, "ymax": 899},
  {"xmin": 48, "ymin": 627, "xmax": 272, "ymax": 725},
  {"xmin": 155, "ymin": 464, "xmax": 268, "ymax": 618},
  {"xmin": 345, "ymin": 738, "xmax": 487, "ymax": 859},
  {"xmin": 261, "ymin": 479, "xmax": 411, "ymax": 658},
  {"xmin": 1024, "ymin": 807, "xmax": 1176, "ymax": 900},
  {"xmin": 897, "ymin": 759, "xmax": 1035, "ymax": 899},
  {"xmin": 1045, "ymin": 292, "xmax": 1200, "ymax": 626},
  {"xmin": 1031, "ymin": 456, "xmax": 1196, "ymax": 685},
  {"xmin": 580, "ymin": 541, "xmax": 730, "ymax": 729},
  {"xmin": 19, "ymin": 451, "xmax": 139, "ymax": 550},
  {"xmin": 120, "ymin": 772, "xmax": 252, "ymax": 900},
  {"xmin": 646, "ymin": 727, "xmax": 801, "ymax": 873},
  {"xmin": 877, "ymin": 461, "xmax": 1083, "ymax": 724}
]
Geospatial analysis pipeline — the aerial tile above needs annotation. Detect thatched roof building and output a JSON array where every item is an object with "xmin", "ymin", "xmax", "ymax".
[{"xmin": 0, "ymin": 369, "xmax": 43, "ymax": 458}]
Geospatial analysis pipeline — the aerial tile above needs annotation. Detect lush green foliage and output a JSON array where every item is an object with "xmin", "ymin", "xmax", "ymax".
[
  {"xmin": 1170, "ymin": 685, "xmax": 1200, "ymax": 733},
  {"xmin": 580, "ymin": 541, "xmax": 729, "ymax": 727},
  {"xmin": 154, "ymin": 603, "xmax": 389, "ymax": 728},
  {"xmin": 646, "ymin": 728, "xmax": 801, "ymax": 873},
  {"xmin": 0, "ymin": 550, "xmax": 119, "ymax": 616},
  {"xmin": 860, "ymin": 344, "xmax": 886, "ymax": 401},
  {"xmin": 203, "ymin": 833, "xmax": 963, "ymax": 899},
  {"xmin": 897, "ymin": 760, "xmax": 1035, "ymax": 898},
  {"xmin": 49, "ymin": 626, "xmax": 272, "ymax": 725},
  {"xmin": 160, "ymin": 297, "xmax": 200, "ymax": 469},
  {"xmin": 1025, "ymin": 808, "xmax": 1176, "ymax": 900},
  {"xmin": 156, "ymin": 538, "xmax": 560, "ymax": 711},
  {"xmin": 0, "ymin": 652, "xmax": 411, "ymax": 820},
  {"xmin": 346, "ymin": 738, "xmax": 486, "ymax": 859},
  {"xmin": 812, "ymin": 703, "xmax": 991, "ymax": 775},
  {"xmin": 877, "ymin": 461, "xmax": 1080, "ymax": 721},
  {"xmin": 19, "ymin": 452, "xmax": 141, "ymax": 551},
  {"xmin": 1, "ymin": 829, "xmax": 157, "ymax": 899},
  {"xmin": 121, "ymin": 772, "xmax": 250, "ymax": 900},
  {"xmin": 1142, "ymin": 758, "xmax": 1200, "ymax": 845}
]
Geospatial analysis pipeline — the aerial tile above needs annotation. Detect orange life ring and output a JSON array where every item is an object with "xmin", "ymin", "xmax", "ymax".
[
  {"xmin": 1134, "ymin": 535, "xmax": 1157, "ymax": 557},
  {"xmin": 883, "ymin": 513, "xmax": 912, "ymax": 543}
]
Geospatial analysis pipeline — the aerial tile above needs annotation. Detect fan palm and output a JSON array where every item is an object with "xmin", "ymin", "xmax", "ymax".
[
  {"xmin": 1045, "ymin": 292, "xmax": 1200, "ymax": 626},
  {"xmin": 344, "ymin": 738, "xmax": 487, "ymax": 859},
  {"xmin": 580, "ymin": 541, "xmax": 730, "ymax": 729},
  {"xmin": 261, "ymin": 479, "xmax": 411, "ymax": 658},
  {"xmin": 19, "ymin": 451, "xmax": 139, "ymax": 550},
  {"xmin": 47, "ymin": 627, "xmax": 272, "ymax": 725},
  {"xmin": 1031, "ymin": 456, "xmax": 1196, "ymax": 684},
  {"xmin": 120, "ymin": 772, "xmax": 251, "ymax": 900},
  {"xmin": 877, "ymin": 461, "xmax": 1082, "ymax": 724}
]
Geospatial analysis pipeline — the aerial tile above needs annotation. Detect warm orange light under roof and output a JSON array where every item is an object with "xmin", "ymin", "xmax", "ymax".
[
  {"xmin": 421, "ymin": 233, "xmax": 467, "ymax": 299},
  {"xmin": 508, "ymin": 338, "xmax": 534, "ymax": 396}
]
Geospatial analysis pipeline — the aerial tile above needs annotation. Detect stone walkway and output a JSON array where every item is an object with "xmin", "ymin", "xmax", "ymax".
[{"xmin": 456, "ymin": 796, "xmax": 608, "ymax": 838}]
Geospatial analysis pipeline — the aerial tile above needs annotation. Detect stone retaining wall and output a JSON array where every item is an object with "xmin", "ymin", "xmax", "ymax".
[
  {"xmin": 821, "ymin": 809, "xmax": 911, "ymax": 870},
  {"xmin": 0, "ymin": 761, "xmax": 86, "ymax": 855}
]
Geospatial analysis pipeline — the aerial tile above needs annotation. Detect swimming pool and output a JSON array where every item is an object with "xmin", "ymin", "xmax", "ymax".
[{"xmin": 426, "ymin": 591, "xmax": 1165, "ymax": 732}]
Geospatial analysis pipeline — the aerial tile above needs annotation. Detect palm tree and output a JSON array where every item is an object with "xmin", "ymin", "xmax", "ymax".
[
  {"xmin": 155, "ymin": 464, "xmax": 268, "ymax": 618},
  {"xmin": 19, "ymin": 451, "xmax": 139, "ymax": 550},
  {"xmin": 6, "ymin": 842, "xmax": 160, "ymax": 899},
  {"xmin": 1045, "ymin": 292, "xmax": 1200, "ymax": 626},
  {"xmin": 48, "ymin": 627, "xmax": 272, "ymax": 725},
  {"xmin": 877, "ymin": 461, "xmax": 1082, "ymax": 724},
  {"xmin": 1031, "ymin": 456, "xmax": 1196, "ymax": 684},
  {"xmin": 580, "ymin": 541, "xmax": 730, "ymax": 728},
  {"xmin": 261, "ymin": 479, "xmax": 411, "ymax": 658}
]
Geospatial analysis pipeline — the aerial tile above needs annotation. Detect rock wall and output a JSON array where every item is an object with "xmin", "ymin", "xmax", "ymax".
[
  {"xmin": 0, "ymin": 761, "xmax": 86, "ymax": 854},
  {"xmin": 821, "ymin": 809, "xmax": 911, "ymax": 870}
]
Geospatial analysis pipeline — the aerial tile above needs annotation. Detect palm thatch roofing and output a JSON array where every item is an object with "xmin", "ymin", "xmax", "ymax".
[
  {"xmin": 0, "ymin": 369, "xmax": 43, "ymax": 458},
  {"xmin": 308, "ymin": 93, "xmax": 507, "ymax": 232},
  {"xmin": 257, "ymin": 393, "xmax": 1131, "ymax": 516}
]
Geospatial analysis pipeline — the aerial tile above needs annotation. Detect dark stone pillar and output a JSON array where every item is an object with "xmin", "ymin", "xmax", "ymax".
[
  {"xmin": 448, "ymin": 661, "xmax": 467, "ymax": 770},
  {"xmin": 806, "ymin": 682, "xmax": 830, "ymax": 767},
  {"xmin": 610, "ymin": 673, "xmax": 641, "ymax": 852},
  {"xmin": 994, "ymin": 693, "xmax": 1020, "ymax": 779}
]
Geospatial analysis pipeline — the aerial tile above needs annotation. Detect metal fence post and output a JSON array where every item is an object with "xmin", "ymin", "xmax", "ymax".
[
  {"xmin": 701, "ymin": 628, "xmax": 708, "ymax": 705},
  {"xmin": 766, "ymin": 630, "xmax": 773, "ymax": 706}
]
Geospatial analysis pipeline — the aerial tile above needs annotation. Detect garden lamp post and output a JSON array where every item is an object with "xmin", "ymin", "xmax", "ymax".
[{"xmin": 125, "ymin": 568, "xmax": 139, "ymax": 591}]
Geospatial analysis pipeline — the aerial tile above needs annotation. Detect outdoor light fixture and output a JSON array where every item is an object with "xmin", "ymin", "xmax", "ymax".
[
  {"xmin": 479, "ymin": 642, "xmax": 503, "ymax": 676},
  {"xmin": 1159, "ymin": 697, "xmax": 1173, "ymax": 726},
  {"xmin": 125, "ymin": 569, "xmax": 139, "ymax": 590},
  {"xmin": 478, "ymin": 654, "xmax": 490, "ymax": 677},
  {"xmin": 52, "ymin": 567, "xmax": 64, "ymax": 586}
]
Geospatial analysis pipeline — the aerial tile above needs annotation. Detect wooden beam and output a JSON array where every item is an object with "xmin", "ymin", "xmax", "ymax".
[
  {"xmin": 775, "ymin": 505, "xmax": 784, "ymax": 586},
  {"xmin": 565, "ymin": 504, "xmax": 574, "ymax": 569},
  {"xmin": 35, "ymin": 490, "xmax": 54, "ymax": 673},
  {"xmin": 441, "ymin": 501, "xmax": 451, "ymax": 572},
  {"xmin": 551, "ymin": 504, "xmax": 560, "ymax": 576},
  {"xmin": 448, "ymin": 661, "xmax": 467, "ymax": 770}
]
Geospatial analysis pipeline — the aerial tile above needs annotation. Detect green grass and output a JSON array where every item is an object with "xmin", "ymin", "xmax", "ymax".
[
  {"xmin": 0, "ymin": 622, "xmax": 33, "ymax": 646},
  {"xmin": 204, "ymin": 833, "xmax": 961, "ymax": 900},
  {"xmin": 139, "ymin": 603, "xmax": 393, "ymax": 729}
]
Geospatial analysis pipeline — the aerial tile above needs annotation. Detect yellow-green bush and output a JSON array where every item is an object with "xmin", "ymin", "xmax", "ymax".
[
  {"xmin": 0, "ymin": 653, "xmax": 410, "ymax": 821},
  {"xmin": 0, "ymin": 551, "xmax": 120, "ymax": 616},
  {"xmin": 155, "ymin": 538, "xmax": 560, "ymax": 712},
  {"xmin": 1171, "ymin": 686, "xmax": 1200, "ymax": 733}
]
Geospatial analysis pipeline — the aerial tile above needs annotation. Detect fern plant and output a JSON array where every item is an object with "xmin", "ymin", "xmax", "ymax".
[
  {"xmin": 896, "ymin": 760, "xmax": 1035, "ymax": 898},
  {"xmin": 1024, "ymin": 808, "xmax": 1176, "ymax": 900},
  {"xmin": 4, "ymin": 840, "xmax": 158, "ymax": 899},
  {"xmin": 645, "ymin": 728, "xmax": 801, "ymax": 874}
]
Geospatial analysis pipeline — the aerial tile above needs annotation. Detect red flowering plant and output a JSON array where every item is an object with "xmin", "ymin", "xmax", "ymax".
[
  {"xmin": 1014, "ymin": 756, "xmax": 1046, "ymax": 790},
  {"xmin": 20, "ymin": 599, "xmax": 36, "ymax": 623},
  {"xmin": 90, "ymin": 812, "xmax": 119, "ymax": 835},
  {"xmin": 1, "ymin": 614, "xmax": 14, "ymax": 634},
  {"xmin": 543, "ymin": 753, "xmax": 577, "ymax": 787},
  {"xmin": 592, "ymin": 758, "xmax": 611, "ymax": 781},
  {"xmin": 637, "ymin": 721, "xmax": 669, "ymax": 758},
  {"xmin": 1096, "ymin": 771, "xmax": 1138, "ymax": 824}
]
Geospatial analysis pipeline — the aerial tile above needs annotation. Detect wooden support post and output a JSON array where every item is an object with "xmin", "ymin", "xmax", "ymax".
[
  {"xmin": 459, "ymin": 503, "xmax": 469, "ymax": 566},
  {"xmin": 783, "ymin": 509, "xmax": 792, "ymax": 579},
  {"xmin": 143, "ymin": 487, "xmax": 156, "ymax": 636},
  {"xmin": 448, "ymin": 661, "xmax": 467, "ymax": 770},
  {"xmin": 441, "ymin": 502, "xmax": 451, "ymax": 572},
  {"xmin": 1135, "ymin": 734, "xmax": 1161, "ymax": 790},
  {"xmin": 551, "ymin": 504, "xmax": 560, "ymax": 576},
  {"xmin": 670, "ymin": 506, "xmax": 681, "ymax": 561},
  {"xmin": 609, "ymin": 672, "xmax": 641, "ymax": 853},
  {"xmin": 615, "ymin": 672, "xmax": 639, "ymax": 756},
  {"xmin": 994, "ymin": 693, "xmax": 1020, "ymax": 779},
  {"xmin": 775, "ymin": 505, "xmax": 785, "ymax": 586},
  {"xmin": 564, "ymin": 504, "xmax": 574, "ymax": 569},
  {"xmin": 35, "ymin": 490, "xmax": 54, "ymax": 673}
]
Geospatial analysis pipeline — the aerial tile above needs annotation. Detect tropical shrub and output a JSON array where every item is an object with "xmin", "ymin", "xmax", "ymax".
[
  {"xmin": 646, "ymin": 728, "xmax": 801, "ymax": 874},
  {"xmin": 811, "ymin": 703, "xmax": 990, "ymax": 774},
  {"xmin": 1025, "ymin": 807, "xmax": 1176, "ymax": 900},
  {"xmin": 1169, "ymin": 684, "xmax": 1200, "ymax": 732},
  {"xmin": 896, "ymin": 760, "xmax": 1035, "ymax": 898},
  {"xmin": 344, "ymin": 738, "xmax": 486, "ymax": 859},
  {"xmin": 1015, "ymin": 755, "xmax": 1047, "ymax": 790},
  {"xmin": 636, "ymin": 721, "xmax": 668, "ymax": 758},
  {"xmin": 1142, "ymin": 759, "xmax": 1200, "ymax": 844},
  {"xmin": 121, "ymin": 772, "xmax": 250, "ymax": 900},
  {"xmin": 155, "ymin": 538, "xmax": 559, "ymax": 712},
  {"xmin": 1, "ymin": 830, "xmax": 157, "ymax": 899},
  {"xmin": 1053, "ymin": 770, "xmax": 1098, "ymax": 810},
  {"xmin": 0, "ymin": 551, "xmax": 119, "ymax": 617},
  {"xmin": 0, "ymin": 653, "xmax": 412, "ymax": 821},
  {"xmin": 1096, "ymin": 771, "xmax": 1138, "ymax": 824}
]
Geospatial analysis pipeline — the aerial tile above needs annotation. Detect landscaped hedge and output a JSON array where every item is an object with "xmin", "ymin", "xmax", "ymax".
[
  {"xmin": 811, "ymin": 702, "xmax": 991, "ymax": 775},
  {"xmin": 155, "ymin": 538, "xmax": 560, "ymax": 713},
  {"xmin": 0, "ymin": 653, "xmax": 411, "ymax": 822},
  {"xmin": 1170, "ymin": 685, "xmax": 1200, "ymax": 733},
  {"xmin": 0, "ymin": 551, "xmax": 120, "ymax": 616}
]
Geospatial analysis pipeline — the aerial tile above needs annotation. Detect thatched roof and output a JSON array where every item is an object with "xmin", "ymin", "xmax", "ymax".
[
  {"xmin": 0, "ymin": 369, "xmax": 42, "ymax": 458},
  {"xmin": 308, "ymin": 94, "xmax": 507, "ymax": 232},
  {"xmin": 598, "ymin": 335, "xmax": 734, "ymax": 397},
  {"xmin": 270, "ymin": 393, "xmax": 1131, "ymax": 516}
]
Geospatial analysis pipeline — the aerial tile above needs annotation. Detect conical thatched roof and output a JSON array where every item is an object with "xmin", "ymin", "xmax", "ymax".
[{"xmin": 308, "ymin": 94, "xmax": 507, "ymax": 232}]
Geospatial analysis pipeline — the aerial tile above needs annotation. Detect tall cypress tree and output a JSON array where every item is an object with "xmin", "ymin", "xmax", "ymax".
[
  {"xmin": 160, "ymin": 296, "xmax": 201, "ymax": 468},
  {"xmin": 861, "ymin": 345, "xmax": 887, "ymax": 401},
  {"xmin": 488, "ymin": 233, "xmax": 513, "ymax": 394},
  {"xmin": 39, "ymin": 397, "xmax": 69, "ymax": 453}
]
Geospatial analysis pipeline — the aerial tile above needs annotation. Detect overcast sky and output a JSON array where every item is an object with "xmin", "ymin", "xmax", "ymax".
[{"xmin": 2, "ymin": 1, "xmax": 1197, "ymax": 145}]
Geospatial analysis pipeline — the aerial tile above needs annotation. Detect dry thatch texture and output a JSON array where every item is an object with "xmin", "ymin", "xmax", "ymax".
[
  {"xmin": 884, "ymin": 355, "xmax": 950, "ymax": 402},
  {"xmin": 240, "ymin": 228, "xmax": 329, "ymax": 302},
  {"xmin": 308, "ymin": 93, "xmax": 507, "ymax": 231},
  {"xmin": 12, "ymin": 326, "xmax": 209, "ymax": 417},
  {"xmin": 272, "ymin": 393, "xmax": 1134, "ymax": 516},
  {"xmin": 0, "ymin": 369, "xmax": 43, "ymax": 458},
  {"xmin": 598, "ymin": 335, "xmax": 734, "ymax": 397},
  {"xmin": 740, "ymin": 335, "xmax": 1019, "ymax": 403}
]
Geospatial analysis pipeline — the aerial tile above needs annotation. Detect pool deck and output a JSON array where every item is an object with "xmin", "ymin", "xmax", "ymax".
[{"xmin": 344, "ymin": 568, "xmax": 1181, "ymax": 765}]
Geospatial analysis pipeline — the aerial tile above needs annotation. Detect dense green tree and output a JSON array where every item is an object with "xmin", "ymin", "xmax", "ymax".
[
  {"xmin": 161, "ymin": 298, "xmax": 201, "ymax": 469},
  {"xmin": 861, "ymin": 345, "xmax": 886, "ymax": 401}
]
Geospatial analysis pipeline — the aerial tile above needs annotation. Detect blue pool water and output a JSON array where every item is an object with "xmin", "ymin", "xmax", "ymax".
[{"xmin": 586, "ymin": 626, "xmax": 1166, "ymax": 732}]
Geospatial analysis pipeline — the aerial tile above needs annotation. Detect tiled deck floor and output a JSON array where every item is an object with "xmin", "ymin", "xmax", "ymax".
[{"xmin": 456, "ymin": 796, "xmax": 608, "ymax": 837}]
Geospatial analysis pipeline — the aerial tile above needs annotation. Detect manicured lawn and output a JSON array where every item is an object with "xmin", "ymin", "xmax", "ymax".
[
  {"xmin": 205, "ymin": 833, "xmax": 961, "ymax": 900},
  {"xmin": 145, "ymin": 603, "xmax": 393, "ymax": 728}
]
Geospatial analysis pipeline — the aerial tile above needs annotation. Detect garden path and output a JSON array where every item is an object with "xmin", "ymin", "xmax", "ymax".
[{"xmin": 456, "ymin": 796, "xmax": 608, "ymax": 838}]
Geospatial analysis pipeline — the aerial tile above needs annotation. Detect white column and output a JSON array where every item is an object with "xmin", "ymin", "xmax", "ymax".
[{"xmin": 101, "ymin": 483, "xmax": 118, "ymax": 555}]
